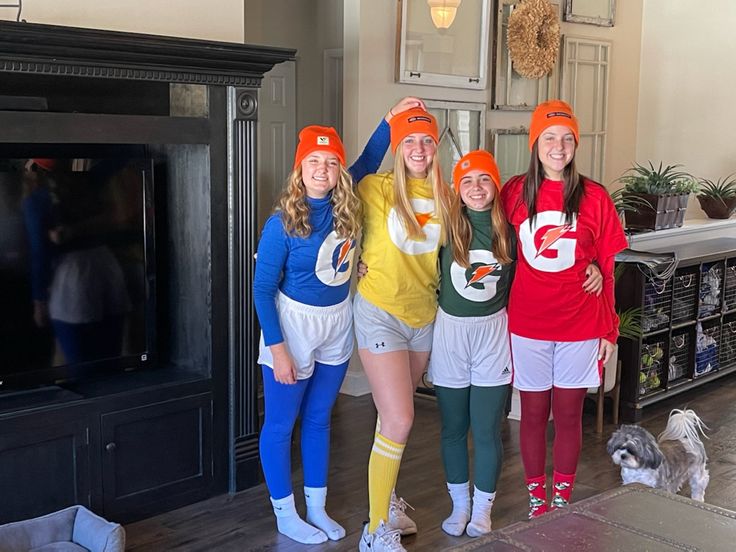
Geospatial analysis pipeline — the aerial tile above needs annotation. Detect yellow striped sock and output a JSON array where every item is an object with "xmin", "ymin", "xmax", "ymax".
[{"xmin": 368, "ymin": 432, "xmax": 405, "ymax": 533}]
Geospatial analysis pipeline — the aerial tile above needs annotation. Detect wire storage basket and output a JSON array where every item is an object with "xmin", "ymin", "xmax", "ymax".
[
  {"xmin": 638, "ymin": 338, "xmax": 666, "ymax": 396},
  {"xmin": 721, "ymin": 314, "xmax": 736, "ymax": 371},
  {"xmin": 668, "ymin": 329, "xmax": 692, "ymax": 384},
  {"xmin": 695, "ymin": 320, "xmax": 720, "ymax": 377},
  {"xmin": 698, "ymin": 261, "xmax": 724, "ymax": 318},
  {"xmin": 642, "ymin": 278, "xmax": 672, "ymax": 333},
  {"xmin": 725, "ymin": 258, "xmax": 736, "ymax": 311},
  {"xmin": 671, "ymin": 266, "xmax": 698, "ymax": 324}
]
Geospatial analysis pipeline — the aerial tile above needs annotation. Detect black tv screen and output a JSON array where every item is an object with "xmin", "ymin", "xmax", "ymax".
[{"xmin": 0, "ymin": 147, "xmax": 156, "ymax": 391}]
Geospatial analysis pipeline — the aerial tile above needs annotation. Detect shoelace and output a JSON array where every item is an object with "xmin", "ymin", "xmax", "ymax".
[
  {"xmin": 378, "ymin": 526, "xmax": 403, "ymax": 549},
  {"xmin": 390, "ymin": 496, "xmax": 415, "ymax": 514}
]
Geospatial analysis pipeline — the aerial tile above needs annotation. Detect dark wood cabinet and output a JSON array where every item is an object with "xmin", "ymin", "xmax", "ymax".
[
  {"xmin": 617, "ymin": 238, "xmax": 736, "ymax": 421},
  {"xmin": 0, "ymin": 414, "xmax": 90, "ymax": 523},
  {"xmin": 101, "ymin": 393, "xmax": 213, "ymax": 520}
]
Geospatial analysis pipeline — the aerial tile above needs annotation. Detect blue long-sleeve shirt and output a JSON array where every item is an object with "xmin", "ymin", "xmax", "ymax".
[{"xmin": 253, "ymin": 119, "xmax": 390, "ymax": 346}]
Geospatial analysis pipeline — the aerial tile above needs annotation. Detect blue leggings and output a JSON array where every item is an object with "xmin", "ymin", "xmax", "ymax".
[{"xmin": 259, "ymin": 360, "xmax": 349, "ymax": 500}]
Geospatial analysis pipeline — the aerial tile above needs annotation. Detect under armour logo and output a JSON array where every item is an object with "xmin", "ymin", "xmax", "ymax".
[{"xmin": 375, "ymin": 342, "xmax": 385, "ymax": 349}]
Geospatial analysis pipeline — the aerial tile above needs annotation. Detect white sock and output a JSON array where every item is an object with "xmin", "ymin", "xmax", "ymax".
[
  {"xmin": 304, "ymin": 486, "xmax": 346, "ymax": 541},
  {"xmin": 466, "ymin": 487, "xmax": 495, "ymax": 537},
  {"xmin": 442, "ymin": 481, "xmax": 471, "ymax": 537},
  {"xmin": 270, "ymin": 494, "xmax": 327, "ymax": 544}
]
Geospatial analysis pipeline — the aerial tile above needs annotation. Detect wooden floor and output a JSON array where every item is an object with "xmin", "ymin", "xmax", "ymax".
[{"xmin": 126, "ymin": 376, "xmax": 736, "ymax": 551}]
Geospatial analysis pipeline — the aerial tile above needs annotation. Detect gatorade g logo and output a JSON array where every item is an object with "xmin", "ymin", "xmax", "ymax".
[
  {"xmin": 519, "ymin": 210, "xmax": 577, "ymax": 272},
  {"xmin": 315, "ymin": 231, "xmax": 355, "ymax": 286},
  {"xmin": 387, "ymin": 198, "xmax": 441, "ymax": 255},
  {"xmin": 450, "ymin": 249, "xmax": 502, "ymax": 302},
  {"xmin": 317, "ymin": 136, "xmax": 330, "ymax": 145}
]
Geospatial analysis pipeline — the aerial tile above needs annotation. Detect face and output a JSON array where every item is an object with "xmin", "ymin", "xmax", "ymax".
[
  {"xmin": 401, "ymin": 133, "xmax": 437, "ymax": 178},
  {"xmin": 458, "ymin": 169, "xmax": 496, "ymax": 211},
  {"xmin": 300, "ymin": 151, "xmax": 341, "ymax": 199},
  {"xmin": 537, "ymin": 124, "xmax": 576, "ymax": 180}
]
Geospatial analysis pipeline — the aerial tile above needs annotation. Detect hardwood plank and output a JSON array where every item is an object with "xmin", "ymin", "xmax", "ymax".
[{"xmin": 126, "ymin": 374, "xmax": 736, "ymax": 551}]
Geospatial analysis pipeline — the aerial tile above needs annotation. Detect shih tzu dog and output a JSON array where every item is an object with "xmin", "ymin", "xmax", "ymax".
[{"xmin": 607, "ymin": 409, "xmax": 709, "ymax": 501}]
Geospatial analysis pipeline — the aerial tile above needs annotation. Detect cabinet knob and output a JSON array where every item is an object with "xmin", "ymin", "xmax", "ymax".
[{"xmin": 105, "ymin": 442, "xmax": 117, "ymax": 452}]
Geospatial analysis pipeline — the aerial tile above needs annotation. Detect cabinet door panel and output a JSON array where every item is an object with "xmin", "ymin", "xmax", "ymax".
[
  {"xmin": 0, "ymin": 420, "xmax": 90, "ymax": 523},
  {"xmin": 101, "ymin": 393, "xmax": 212, "ymax": 519}
]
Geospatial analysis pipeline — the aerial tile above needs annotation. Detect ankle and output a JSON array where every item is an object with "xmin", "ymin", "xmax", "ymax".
[
  {"xmin": 526, "ymin": 475, "xmax": 548, "ymax": 519},
  {"xmin": 551, "ymin": 471, "xmax": 575, "ymax": 509}
]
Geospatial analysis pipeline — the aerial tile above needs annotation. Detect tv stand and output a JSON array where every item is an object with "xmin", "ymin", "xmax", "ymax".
[{"xmin": 0, "ymin": 20, "xmax": 292, "ymax": 525}]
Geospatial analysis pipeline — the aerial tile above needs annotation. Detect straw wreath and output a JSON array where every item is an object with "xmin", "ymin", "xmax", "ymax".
[{"xmin": 507, "ymin": 0, "xmax": 560, "ymax": 79}]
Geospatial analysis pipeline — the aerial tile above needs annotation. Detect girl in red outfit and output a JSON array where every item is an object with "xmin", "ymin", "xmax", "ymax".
[{"xmin": 500, "ymin": 100, "xmax": 627, "ymax": 518}]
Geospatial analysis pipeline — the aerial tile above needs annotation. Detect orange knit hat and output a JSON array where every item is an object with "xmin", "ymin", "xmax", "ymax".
[
  {"xmin": 528, "ymin": 100, "xmax": 579, "ymax": 150},
  {"xmin": 389, "ymin": 107, "xmax": 439, "ymax": 153},
  {"xmin": 293, "ymin": 125, "xmax": 346, "ymax": 169},
  {"xmin": 452, "ymin": 150, "xmax": 501, "ymax": 192}
]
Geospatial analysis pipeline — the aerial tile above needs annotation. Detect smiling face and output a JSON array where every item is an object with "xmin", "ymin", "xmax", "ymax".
[
  {"xmin": 458, "ymin": 169, "xmax": 496, "ymax": 211},
  {"xmin": 537, "ymin": 124, "xmax": 576, "ymax": 180},
  {"xmin": 300, "ymin": 150, "xmax": 341, "ymax": 199},
  {"xmin": 401, "ymin": 133, "xmax": 437, "ymax": 178}
]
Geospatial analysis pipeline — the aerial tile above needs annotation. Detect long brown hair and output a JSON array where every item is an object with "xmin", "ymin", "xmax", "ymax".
[
  {"xmin": 523, "ymin": 141, "xmax": 585, "ymax": 227},
  {"xmin": 449, "ymin": 187, "xmax": 513, "ymax": 268},
  {"xmin": 276, "ymin": 166, "xmax": 361, "ymax": 239},
  {"xmin": 390, "ymin": 153, "xmax": 452, "ymax": 244}
]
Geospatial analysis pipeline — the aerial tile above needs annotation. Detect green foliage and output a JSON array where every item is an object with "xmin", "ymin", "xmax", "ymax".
[
  {"xmin": 697, "ymin": 174, "xmax": 736, "ymax": 200},
  {"xmin": 617, "ymin": 162, "xmax": 695, "ymax": 195},
  {"xmin": 609, "ymin": 187, "xmax": 651, "ymax": 215},
  {"xmin": 618, "ymin": 307, "xmax": 642, "ymax": 341}
]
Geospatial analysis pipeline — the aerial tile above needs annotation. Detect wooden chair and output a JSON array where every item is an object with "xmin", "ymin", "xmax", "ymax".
[{"xmin": 588, "ymin": 358, "xmax": 621, "ymax": 434}]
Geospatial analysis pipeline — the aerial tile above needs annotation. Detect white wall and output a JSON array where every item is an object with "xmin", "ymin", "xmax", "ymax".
[
  {"xmin": 344, "ymin": 0, "xmax": 643, "ymax": 186},
  {"xmin": 0, "ymin": 0, "xmax": 244, "ymax": 42},
  {"xmin": 245, "ymin": 0, "xmax": 343, "ymax": 131},
  {"xmin": 637, "ymin": 0, "xmax": 736, "ymax": 218}
]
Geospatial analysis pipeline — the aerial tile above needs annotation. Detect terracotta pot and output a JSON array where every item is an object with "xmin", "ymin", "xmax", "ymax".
[{"xmin": 697, "ymin": 195, "xmax": 736, "ymax": 219}]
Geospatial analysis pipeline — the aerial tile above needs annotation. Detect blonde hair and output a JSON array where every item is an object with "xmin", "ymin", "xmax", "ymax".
[
  {"xmin": 448, "ymin": 190, "xmax": 513, "ymax": 268},
  {"xmin": 276, "ymin": 166, "xmax": 361, "ymax": 239},
  {"xmin": 390, "ymin": 153, "xmax": 452, "ymax": 244}
]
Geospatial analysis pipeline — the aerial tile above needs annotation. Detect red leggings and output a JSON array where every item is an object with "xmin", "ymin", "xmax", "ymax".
[{"xmin": 519, "ymin": 387, "xmax": 587, "ymax": 477}]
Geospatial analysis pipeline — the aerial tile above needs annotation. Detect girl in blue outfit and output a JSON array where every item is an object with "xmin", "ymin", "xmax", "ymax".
[{"xmin": 253, "ymin": 99, "xmax": 423, "ymax": 545}]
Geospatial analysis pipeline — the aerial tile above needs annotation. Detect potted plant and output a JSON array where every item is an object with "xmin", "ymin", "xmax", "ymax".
[
  {"xmin": 616, "ymin": 162, "xmax": 698, "ymax": 231},
  {"xmin": 696, "ymin": 174, "xmax": 736, "ymax": 219}
]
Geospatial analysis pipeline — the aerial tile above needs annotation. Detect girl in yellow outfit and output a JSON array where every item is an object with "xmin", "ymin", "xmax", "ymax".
[{"xmin": 355, "ymin": 108, "xmax": 453, "ymax": 552}]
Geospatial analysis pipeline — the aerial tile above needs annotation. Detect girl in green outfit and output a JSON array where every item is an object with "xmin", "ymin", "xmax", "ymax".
[{"xmin": 427, "ymin": 150, "xmax": 514, "ymax": 537}]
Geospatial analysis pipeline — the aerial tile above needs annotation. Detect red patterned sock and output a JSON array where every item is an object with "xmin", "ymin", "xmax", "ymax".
[
  {"xmin": 525, "ymin": 475, "xmax": 547, "ymax": 519},
  {"xmin": 550, "ymin": 471, "xmax": 575, "ymax": 509}
]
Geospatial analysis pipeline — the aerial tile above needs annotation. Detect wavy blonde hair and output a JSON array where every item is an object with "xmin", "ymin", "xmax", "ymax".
[
  {"xmin": 389, "ymin": 153, "xmax": 452, "ymax": 244},
  {"xmin": 276, "ymin": 166, "xmax": 361, "ymax": 239},
  {"xmin": 448, "ymin": 189, "xmax": 513, "ymax": 268}
]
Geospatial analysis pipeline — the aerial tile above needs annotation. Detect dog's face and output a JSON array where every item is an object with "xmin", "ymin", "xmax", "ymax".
[{"xmin": 607, "ymin": 425, "xmax": 664, "ymax": 470}]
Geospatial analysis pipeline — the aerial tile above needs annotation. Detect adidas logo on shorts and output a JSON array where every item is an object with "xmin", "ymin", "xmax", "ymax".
[{"xmin": 502, "ymin": 366, "xmax": 511, "ymax": 375}]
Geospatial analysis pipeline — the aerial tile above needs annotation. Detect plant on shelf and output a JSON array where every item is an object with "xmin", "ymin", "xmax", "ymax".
[
  {"xmin": 696, "ymin": 174, "xmax": 736, "ymax": 219},
  {"xmin": 616, "ymin": 162, "xmax": 698, "ymax": 231}
]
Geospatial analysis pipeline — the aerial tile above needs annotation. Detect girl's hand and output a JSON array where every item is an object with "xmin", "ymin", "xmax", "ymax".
[
  {"xmin": 385, "ymin": 96, "xmax": 426, "ymax": 122},
  {"xmin": 270, "ymin": 343, "xmax": 297, "ymax": 384},
  {"xmin": 583, "ymin": 263, "xmax": 603, "ymax": 295},
  {"xmin": 599, "ymin": 338, "xmax": 616, "ymax": 365},
  {"xmin": 357, "ymin": 258, "xmax": 368, "ymax": 280}
]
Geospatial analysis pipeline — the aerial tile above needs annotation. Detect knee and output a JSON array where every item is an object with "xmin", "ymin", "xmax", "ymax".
[{"xmin": 380, "ymin": 412, "xmax": 414, "ymax": 443}]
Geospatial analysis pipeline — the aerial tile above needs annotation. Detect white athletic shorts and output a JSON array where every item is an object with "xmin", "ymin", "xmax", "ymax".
[
  {"xmin": 258, "ymin": 292, "xmax": 353, "ymax": 380},
  {"xmin": 353, "ymin": 292, "xmax": 434, "ymax": 354},
  {"xmin": 510, "ymin": 333, "xmax": 600, "ymax": 391},
  {"xmin": 428, "ymin": 307, "xmax": 512, "ymax": 388}
]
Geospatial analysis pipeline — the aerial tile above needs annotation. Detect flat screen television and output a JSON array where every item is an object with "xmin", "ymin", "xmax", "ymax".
[{"xmin": 0, "ymin": 144, "xmax": 156, "ymax": 392}]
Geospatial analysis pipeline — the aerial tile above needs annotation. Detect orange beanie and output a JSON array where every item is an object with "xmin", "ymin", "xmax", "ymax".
[
  {"xmin": 293, "ymin": 126, "xmax": 346, "ymax": 169},
  {"xmin": 389, "ymin": 107, "xmax": 439, "ymax": 153},
  {"xmin": 528, "ymin": 100, "xmax": 579, "ymax": 150},
  {"xmin": 452, "ymin": 150, "xmax": 501, "ymax": 192}
]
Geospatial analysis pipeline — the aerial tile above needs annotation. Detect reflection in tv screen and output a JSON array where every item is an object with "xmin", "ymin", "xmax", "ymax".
[{"xmin": 0, "ymin": 156, "xmax": 154, "ymax": 389}]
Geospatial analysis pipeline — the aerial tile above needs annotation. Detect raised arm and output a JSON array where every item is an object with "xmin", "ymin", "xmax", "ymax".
[{"xmin": 348, "ymin": 97, "xmax": 426, "ymax": 183}]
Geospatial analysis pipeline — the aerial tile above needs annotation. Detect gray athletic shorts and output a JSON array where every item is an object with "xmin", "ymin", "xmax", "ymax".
[{"xmin": 353, "ymin": 292, "xmax": 434, "ymax": 354}]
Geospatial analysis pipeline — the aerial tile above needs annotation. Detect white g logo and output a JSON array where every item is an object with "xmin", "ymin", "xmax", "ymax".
[
  {"xmin": 518, "ymin": 210, "xmax": 577, "ymax": 272},
  {"xmin": 315, "ymin": 231, "xmax": 355, "ymax": 286},
  {"xmin": 387, "ymin": 198, "xmax": 441, "ymax": 255},
  {"xmin": 450, "ymin": 249, "xmax": 501, "ymax": 302}
]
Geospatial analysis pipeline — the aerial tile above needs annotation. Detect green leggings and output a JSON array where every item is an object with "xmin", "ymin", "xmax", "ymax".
[{"xmin": 434, "ymin": 384, "xmax": 509, "ymax": 493}]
